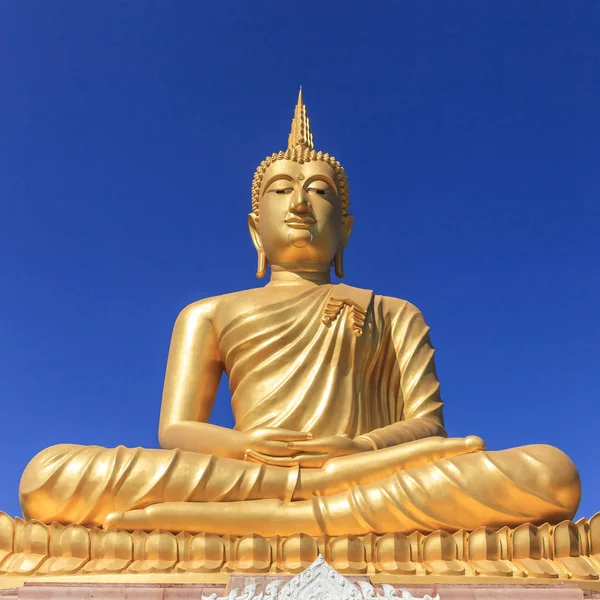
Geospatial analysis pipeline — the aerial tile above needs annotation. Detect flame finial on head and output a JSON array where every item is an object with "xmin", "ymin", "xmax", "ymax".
[
  {"xmin": 251, "ymin": 88, "xmax": 349, "ymax": 219},
  {"xmin": 287, "ymin": 87, "xmax": 314, "ymax": 152}
]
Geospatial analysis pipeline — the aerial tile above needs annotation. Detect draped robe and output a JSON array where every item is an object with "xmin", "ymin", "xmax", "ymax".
[{"xmin": 19, "ymin": 285, "xmax": 580, "ymax": 534}]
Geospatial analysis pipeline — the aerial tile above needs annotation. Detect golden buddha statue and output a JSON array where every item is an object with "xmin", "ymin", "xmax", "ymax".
[{"xmin": 18, "ymin": 90, "xmax": 581, "ymax": 539}]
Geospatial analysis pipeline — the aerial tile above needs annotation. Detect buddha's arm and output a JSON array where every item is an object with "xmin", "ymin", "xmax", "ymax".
[
  {"xmin": 158, "ymin": 300, "xmax": 246, "ymax": 459},
  {"xmin": 158, "ymin": 300, "xmax": 309, "ymax": 460},
  {"xmin": 357, "ymin": 302, "xmax": 446, "ymax": 450}
]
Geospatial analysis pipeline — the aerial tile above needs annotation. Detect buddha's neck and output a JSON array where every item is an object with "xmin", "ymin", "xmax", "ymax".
[{"xmin": 268, "ymin": 264, "xmax": 331, "ymax": 287}]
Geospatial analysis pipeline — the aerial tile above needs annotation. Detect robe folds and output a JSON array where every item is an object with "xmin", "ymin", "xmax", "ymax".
[{"xmin": 20, "ymin": 285, "xmax": 581, "ymax": 533}]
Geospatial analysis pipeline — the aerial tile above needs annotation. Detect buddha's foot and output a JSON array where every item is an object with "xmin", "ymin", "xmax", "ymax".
[{"xmin": 104, "ymin": 499, "xmax": 321, "ymax": 537}]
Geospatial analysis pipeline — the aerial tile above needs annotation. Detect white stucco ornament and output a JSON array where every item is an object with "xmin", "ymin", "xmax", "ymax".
[{"xmin": 202, "ymin": 555, "xmax": 440, "ymax": 600}]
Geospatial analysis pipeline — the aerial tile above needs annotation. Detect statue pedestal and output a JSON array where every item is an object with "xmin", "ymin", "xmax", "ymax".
[
  {"xmin": 0, "ymin": 580, "xmax": 594, "ymax": 600},
  {"xmin": 2, "ymin": 515, "xmax": 600, "ymax": 597},
  {"xmin": 0, "ymin": 556, "xmax": 599, "ymax": 599}
]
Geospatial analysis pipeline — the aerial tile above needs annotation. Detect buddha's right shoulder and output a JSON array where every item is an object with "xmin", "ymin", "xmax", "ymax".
[
  {"xmin": 174, "ymin": 299, "xmax": 218, "ymax": 326},
  {"xmin": 175, "ymin": 288, "xmax": 260, "ymax": 324},
  {"xmin": 175, "ymin": 293, "xmax": 235, "ymax": 323}
]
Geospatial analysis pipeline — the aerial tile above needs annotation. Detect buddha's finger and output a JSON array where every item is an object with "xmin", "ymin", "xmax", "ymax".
[
  {"xmin": 245, "ymin": 449, "xmax": 297, "ymax": 465},
  {"xmin": 256, "ymin": 441, "xmax": 299, "ymax": 457},
  {"xmin": 272, "ymin": 453, "xmax": 329, "ymax": 468},
  {"xmin": 266, "ymin": 429, "xmax": 314, "ymax": 442},
  {"xmin": 245, "ymin": 449, "xmax": 328, "ymax": 467},
  {"xmin": 245, "ymin": 449, "xmax": 277, "ymax": 464},
  {"xmin": 246, "ymin": 451, "xmax": 298, "ymax": 466},
  {"xmin": 288, "ymin": 435, "xmax": 351, "ymax": 452}
]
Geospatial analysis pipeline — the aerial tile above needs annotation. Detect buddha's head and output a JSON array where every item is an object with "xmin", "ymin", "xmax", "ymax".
[{"xmin": 248, "ymin": 90, "xmax": 353, "ymax": 278}]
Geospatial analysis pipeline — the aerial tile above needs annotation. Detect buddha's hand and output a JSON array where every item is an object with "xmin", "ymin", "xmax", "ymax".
[
  {"xmin": 242, "ymin": 427, "xmax": 314, "ymax": 460},
  {"xmin": 245, "ymin": 434, "xmax": 373, "ymax": 468}
]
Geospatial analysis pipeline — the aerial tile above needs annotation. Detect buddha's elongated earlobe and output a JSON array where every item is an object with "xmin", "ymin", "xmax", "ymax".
[
  {"xmin": 334, "ymin": 249, "xmax": 345, "ymax": 278},
  {"xmin": 256, "ymin": 250, "xmax": 267, "ymax": 279},
  {"xmin": 248, "ymin": 213, "xmax": 267, "ymax": 278},
  {"xmin": 334, "ymin": 214, "xmax": 353, "ymax": 279}
]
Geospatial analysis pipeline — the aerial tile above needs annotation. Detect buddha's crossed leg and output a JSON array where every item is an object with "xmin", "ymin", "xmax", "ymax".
[
  {"xmin": 104, "ymin": 435, "xmax": 484, "ymax": 535},
  {"xmin": 103, "ymin": 440, "xmax": 579, "ymax": 536}
]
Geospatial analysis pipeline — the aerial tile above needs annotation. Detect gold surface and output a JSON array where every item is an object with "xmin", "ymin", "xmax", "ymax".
[
  {"xmin": 2, "ymin": 513, "xmax": 600, "ymax": 590},
  {"xmin": 15, "ymin": 90, "xmax": 581, "ymax": 537}
]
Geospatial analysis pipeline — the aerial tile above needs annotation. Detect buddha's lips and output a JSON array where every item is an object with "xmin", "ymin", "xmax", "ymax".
[{"xmin": 285, "ymin": 216, "xmax": 316, "ymax": 229}]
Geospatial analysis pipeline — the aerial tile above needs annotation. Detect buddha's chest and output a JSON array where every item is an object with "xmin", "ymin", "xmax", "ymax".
[{"xmin": 217, "ymin": 296, "xmax": 383, "ymax": 383}]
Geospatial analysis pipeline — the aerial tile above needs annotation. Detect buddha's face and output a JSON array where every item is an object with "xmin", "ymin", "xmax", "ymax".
[{"xmin": 249, "ymin": 160, "xmax": 351, "ymax": 270}]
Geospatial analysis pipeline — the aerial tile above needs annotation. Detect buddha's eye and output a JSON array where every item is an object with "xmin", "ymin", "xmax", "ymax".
[
  {"xmin": 307, "ymin": 185, "xmax": 329, "ymax": 195},
  {"xmin": 270, "ymin": 187, "xmax": 293, "ymax": 195}
]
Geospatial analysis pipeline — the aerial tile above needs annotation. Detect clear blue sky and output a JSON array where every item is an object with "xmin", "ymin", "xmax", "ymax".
[{"xmin": 1, "ymin": 2, "xmax": 599, "ymax": 521}]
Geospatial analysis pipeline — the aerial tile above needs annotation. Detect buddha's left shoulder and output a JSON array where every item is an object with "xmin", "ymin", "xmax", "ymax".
[
  {"xmin": 373, "ymin": 294, "xmax": 428, "ymax": 323},
  {"xmin": 339, "ymin": 284, "xmax": 426, "ymax": 321}
]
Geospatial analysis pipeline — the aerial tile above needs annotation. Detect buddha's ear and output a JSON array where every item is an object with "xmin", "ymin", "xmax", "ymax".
[
  {"xmin": 340, "ymin": 214, "xmax": 354, "ymax": 250},
  {"xmin": 334, "ymin": 214, "xmax": 354, "ymax": 278},
  {"xmin": 248, "ymin": 213, "xmax": 267, "ymax": 278}
]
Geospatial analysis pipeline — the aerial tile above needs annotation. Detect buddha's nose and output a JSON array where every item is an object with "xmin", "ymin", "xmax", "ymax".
[{"xmin": 290, "ymin": 190, "xmax": 311, "ymax": 214}]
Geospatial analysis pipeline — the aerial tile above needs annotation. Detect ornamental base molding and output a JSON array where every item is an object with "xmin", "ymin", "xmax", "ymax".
[
  {"xmin": 1, "ymin": 512, "xmax": 600, "ymax": 593},
  {"xmin": 0, "ymin": 557, "xmax": 592, "ymax": 599}
]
